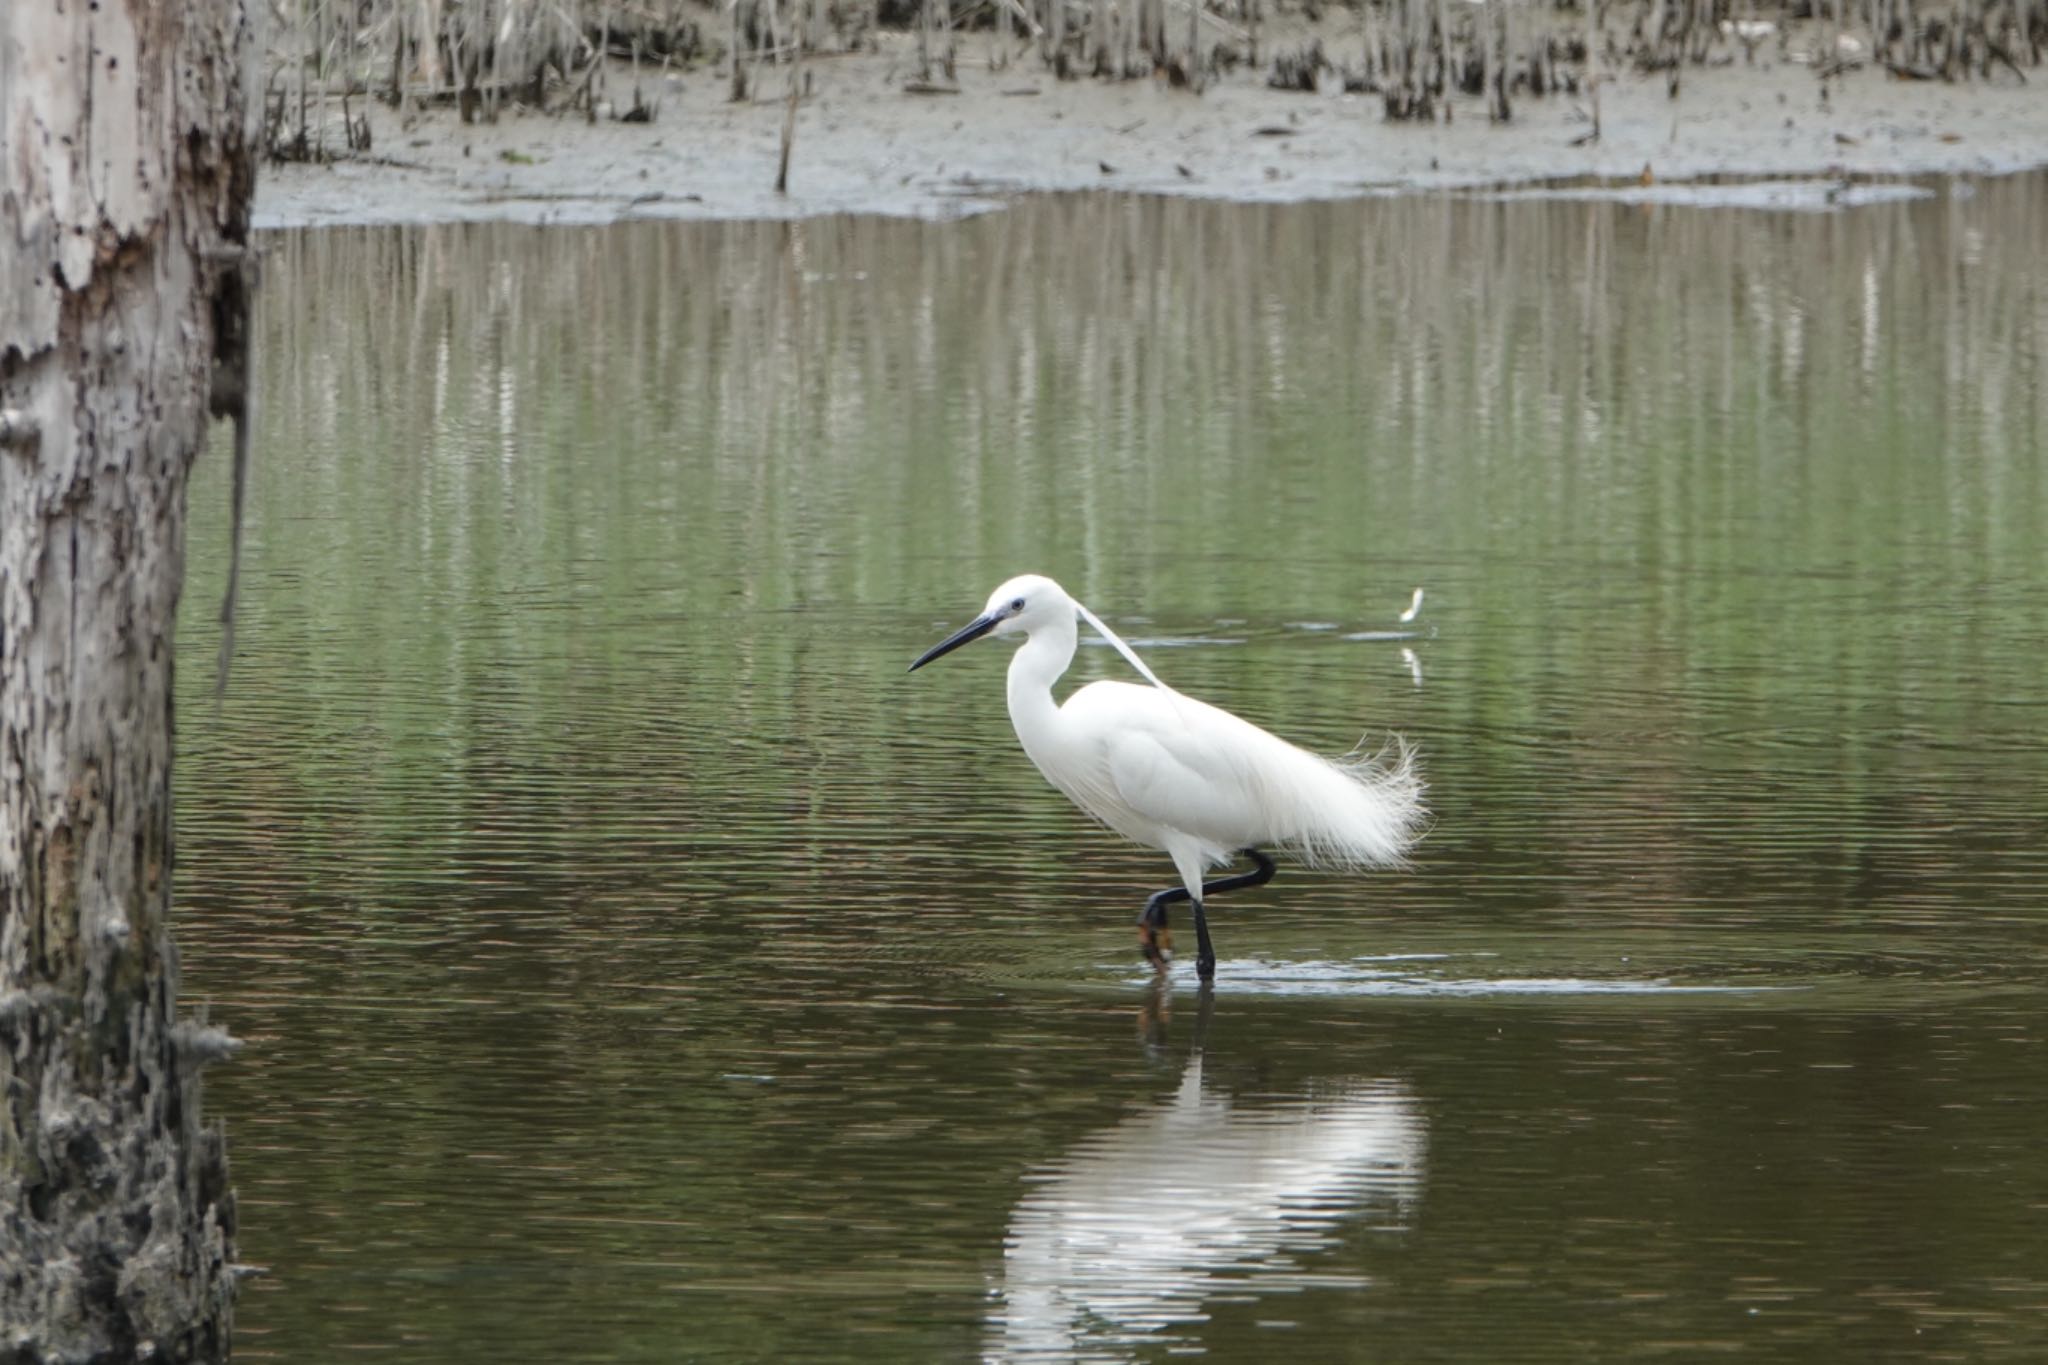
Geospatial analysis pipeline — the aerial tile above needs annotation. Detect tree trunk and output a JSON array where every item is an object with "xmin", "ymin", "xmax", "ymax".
[{"xmin": 1, "ymin": 2, "xmax": 257, "ymax": 1359}]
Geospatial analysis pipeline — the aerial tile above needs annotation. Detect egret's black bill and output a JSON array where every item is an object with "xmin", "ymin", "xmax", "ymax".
[{"xmin": 908, "ymin": 614, "xmax": 998, "ymax": 672}]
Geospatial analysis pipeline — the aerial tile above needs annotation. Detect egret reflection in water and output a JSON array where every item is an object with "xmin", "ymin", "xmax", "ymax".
[{"xmin": 988, "ymin": 998, "xmax": 1425, "ymax": 1360}]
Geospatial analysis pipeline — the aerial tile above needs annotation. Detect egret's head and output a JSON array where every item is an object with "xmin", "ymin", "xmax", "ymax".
[
  {"xmin": 982, "ymin": 574, "xmax": 1070, "ymax": 638},
  {"xmin": 908, "ymin": 574, "xmax": 1073, "ymax": 671}
]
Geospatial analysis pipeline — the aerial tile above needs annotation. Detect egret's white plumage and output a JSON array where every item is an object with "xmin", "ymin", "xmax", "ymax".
[{"xmin": 910, "ymin": 574, "xmax": 1424, "ymax": 973}]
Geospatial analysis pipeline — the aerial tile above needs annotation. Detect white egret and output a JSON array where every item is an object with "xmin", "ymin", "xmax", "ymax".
[{"xmin": 908, "ymin": 574, "xmax": 1424, "ymax": 979}]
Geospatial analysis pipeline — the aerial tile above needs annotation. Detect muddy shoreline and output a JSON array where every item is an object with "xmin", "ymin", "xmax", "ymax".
[{"xmin": 253, "ymin": 34, "xmax": 2048, "ymax": 227}]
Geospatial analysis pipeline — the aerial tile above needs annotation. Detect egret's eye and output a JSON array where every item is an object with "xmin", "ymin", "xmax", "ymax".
[{"xmin": 1010, "ymin": 597, "xmax": 1026, "ymax": 613}]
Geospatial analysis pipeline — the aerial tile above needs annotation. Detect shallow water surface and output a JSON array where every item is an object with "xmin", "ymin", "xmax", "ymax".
[{"xmin": 180, "ymin": 180, "xmax": 2048, "ymax": 1361}]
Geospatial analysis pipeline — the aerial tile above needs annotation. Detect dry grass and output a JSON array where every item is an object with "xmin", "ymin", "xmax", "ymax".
[{"xmin": 261, "ymin": 0, "xmax": 2043, "ymax": 158}]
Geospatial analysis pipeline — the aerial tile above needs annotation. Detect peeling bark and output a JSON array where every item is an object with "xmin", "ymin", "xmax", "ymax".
[{"xmin": 2, "ymin": 2, "xmax": 258, "ymax": 1360}]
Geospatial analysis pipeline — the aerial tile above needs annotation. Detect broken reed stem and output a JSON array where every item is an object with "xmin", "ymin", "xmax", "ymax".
[{"xmin": 777, "ymin": 0, "xmax": 803, "ymax": 191}]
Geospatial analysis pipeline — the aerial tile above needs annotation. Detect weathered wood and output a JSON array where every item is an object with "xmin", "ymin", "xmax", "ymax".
[{"xmin": 1, "ymin": 1, "xmax": 257, "ymax": 1359}]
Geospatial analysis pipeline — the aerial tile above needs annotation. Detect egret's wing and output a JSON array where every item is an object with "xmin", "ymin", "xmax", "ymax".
[
  {"xmin": 1092, "ymin": 690, "xmax": 1269, "ymax": 853},
  {"xmin": 1105, "ymin": 734, "xmax": 1246, "ymax": 850},
  {"xmin": 1065, "ymin": 679, "xmax": 1424, "ymax": 872}
]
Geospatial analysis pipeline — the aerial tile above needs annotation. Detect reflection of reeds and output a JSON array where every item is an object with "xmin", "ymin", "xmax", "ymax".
[
  {"xmin": 242, "ymin": 178, "xmax": 2048, "ymax": 638},
  {"xmin": 262, "ymin": 0, "xmax": 2043, "ymax": 157},
  {"xmin": 200, "ymin": 183, "xmax": 2048, "ymax": 940}
]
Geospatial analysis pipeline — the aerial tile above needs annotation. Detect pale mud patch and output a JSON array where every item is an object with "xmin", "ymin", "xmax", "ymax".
[{"xmin": 254, "ymin": 30, "xmax": 2048, "ymax": 227}]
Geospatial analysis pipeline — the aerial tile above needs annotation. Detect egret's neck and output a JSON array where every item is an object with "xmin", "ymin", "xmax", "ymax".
[{"xmin": 1005, "ymin": 611, "xmax": 1078, "ymax": 752}]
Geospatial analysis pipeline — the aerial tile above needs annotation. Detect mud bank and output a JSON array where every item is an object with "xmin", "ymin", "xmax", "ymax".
[{"xmin": 253, "ymin": 35, "xmax": 2048, "ymax": 226}]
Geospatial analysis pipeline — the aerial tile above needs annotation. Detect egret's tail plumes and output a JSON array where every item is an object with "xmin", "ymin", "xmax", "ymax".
[
  {"xmin": 1248, "ymin": 729, "xmax": 1425, "ymax": 873},
  {"xmin": 1310, "ymin": 736, "xmax": 1426, "ymax": 869}
]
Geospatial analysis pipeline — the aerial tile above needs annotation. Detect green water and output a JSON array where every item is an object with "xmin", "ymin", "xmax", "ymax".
[{"xmin": 180, "ymin": 181, "xmax": 2048, "ymax": 1361}]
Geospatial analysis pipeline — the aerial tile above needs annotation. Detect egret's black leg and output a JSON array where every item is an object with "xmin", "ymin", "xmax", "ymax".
[
  {"xmin": 1137, "ymin": 849, "xmax": 1278, "ymax": 978},
  {"xmin": 1201, "ymin": 848, "xmax": 1278, "ymax": 898},
  {"xmin": 1138, "ymin": 885, "xmax": 1186, "ymax": 971}
]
